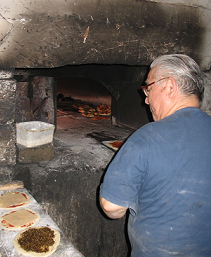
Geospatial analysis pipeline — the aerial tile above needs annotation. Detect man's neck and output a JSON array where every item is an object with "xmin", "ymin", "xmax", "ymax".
[{"xmin": 164, "ymin": 95, "xmax": 200, "ymax": 119}]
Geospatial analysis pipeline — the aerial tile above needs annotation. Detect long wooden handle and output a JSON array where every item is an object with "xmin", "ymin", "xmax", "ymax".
[{"xmin": 0, "ymin": 181, "xmax": 24, "ymax": 191}]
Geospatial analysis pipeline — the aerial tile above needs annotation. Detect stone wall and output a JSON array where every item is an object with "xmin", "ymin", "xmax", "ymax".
[
  {"xmin": 0, "ymin": 71, "xmax": 16, "ymax": 165},
  {"xmin": 16, "ymin": 77, "xmax": 55, "ymax": 124}
]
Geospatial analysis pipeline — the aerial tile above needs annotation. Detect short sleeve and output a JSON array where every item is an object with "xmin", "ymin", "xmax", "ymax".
[{"xmin": 100, "ymin": 131, "xmax": 148, "ymax": 215}]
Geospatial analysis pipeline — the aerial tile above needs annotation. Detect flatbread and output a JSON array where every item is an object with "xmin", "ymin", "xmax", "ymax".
[
  {"xmin": 0, "ymin": 208, "xmax": 39, "ymax": 230},
  {"xmin": 13, "ymin": 227, "xmax": 60, "ymax": 257},
  {"xmin": 0, "ymin": 191, "xmax": 30, "ymax": 209},
  {"xmin": 102, "ymin": 141, "xmax": 124, "ymax": 151},
  {"xmin": 97, "ymin": 105, "xmax": 111, "ymax": 116}
]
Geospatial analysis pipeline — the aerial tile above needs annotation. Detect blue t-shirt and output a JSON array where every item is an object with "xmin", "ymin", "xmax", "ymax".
[{"xmin": 100, "ymin": 107, "xmax": 211, "ymax": 256}]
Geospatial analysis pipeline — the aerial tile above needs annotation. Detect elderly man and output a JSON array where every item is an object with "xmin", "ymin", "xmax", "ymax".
[{"xmin": 100, "ymin": 54, "xmax": 211, "ymax": 256}]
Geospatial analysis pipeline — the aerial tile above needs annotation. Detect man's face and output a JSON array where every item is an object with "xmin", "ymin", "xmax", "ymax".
[{"xmin": 145, "ymin": 67, "xmax": 168, "ymax": 121}]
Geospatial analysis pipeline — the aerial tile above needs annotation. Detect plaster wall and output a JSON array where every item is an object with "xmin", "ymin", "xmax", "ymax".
[
  {"xmin": 147, "ymin": 0, "xmax": 211, "ymax": 69},
  {"xmin": 201, "ymin": 72, "xmax": 211, "ymax": 116},
  {"xmin": 0, "ymin": 0, "xmax": 210, "ymax": 69}
]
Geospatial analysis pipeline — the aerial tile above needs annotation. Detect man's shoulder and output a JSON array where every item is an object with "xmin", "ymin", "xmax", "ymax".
[
  {"xmin": 131, "ymin": 107, "xmax": 211, "ymax": 142},
  {"xmin": 132, "ymin": 108, "xmax": 209, "ymax": 141}
]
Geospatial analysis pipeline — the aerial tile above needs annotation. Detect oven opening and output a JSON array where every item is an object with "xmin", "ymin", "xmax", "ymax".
[{"xmin": 14, "ymin": 64, "xmax": 151, "ymax": 131}]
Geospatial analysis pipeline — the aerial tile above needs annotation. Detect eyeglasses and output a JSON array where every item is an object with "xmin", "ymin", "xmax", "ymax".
[{"xmin": 142, "ymin": 77, "xmax": 169, "ymax": 96}]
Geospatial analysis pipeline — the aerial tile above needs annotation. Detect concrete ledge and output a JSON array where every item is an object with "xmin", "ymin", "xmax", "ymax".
[{"xmin": 16, "ymin": 143, "xmax": 54, "ymax": 163}]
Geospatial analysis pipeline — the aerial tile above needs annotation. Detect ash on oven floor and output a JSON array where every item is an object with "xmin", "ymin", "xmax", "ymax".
[{"xmin": 86, "ymin": 131, "xmax": 117, "ymax": 142}]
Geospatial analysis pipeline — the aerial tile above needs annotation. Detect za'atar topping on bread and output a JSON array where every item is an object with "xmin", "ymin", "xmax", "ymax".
[{"xmin": 13, "ymin": 227, "xmax": 60, "ymax": 257}]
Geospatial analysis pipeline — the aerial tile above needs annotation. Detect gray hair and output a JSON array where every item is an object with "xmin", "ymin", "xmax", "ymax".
[{"xmin": 150, "ymin": 54, "xmax": 204, "ymax": 101}]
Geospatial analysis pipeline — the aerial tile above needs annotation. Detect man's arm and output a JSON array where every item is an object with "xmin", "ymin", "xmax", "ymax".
[{"xmin": 100, "ymin": 195, "xmax": 128, "ymax": 219}]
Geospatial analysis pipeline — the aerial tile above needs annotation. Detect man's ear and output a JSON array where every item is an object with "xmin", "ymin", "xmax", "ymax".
[{"xmin": 166, "ymin": 77, "xmax": 178, "ymax": 97}]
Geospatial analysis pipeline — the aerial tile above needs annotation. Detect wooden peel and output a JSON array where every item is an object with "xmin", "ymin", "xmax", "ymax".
[{"xmin": 0, "ymin": 181, "xmax": 24, "ymax": 191}]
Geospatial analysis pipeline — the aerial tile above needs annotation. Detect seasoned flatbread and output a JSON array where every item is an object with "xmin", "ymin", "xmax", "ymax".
[
  {"xmin": 0, "ymin": 208, "xmax": 39, "ymax": 230},
  {"xmin": 0, "ymin": 191, "xmax": 30, "ymax": 209},
  {"xmin": 13, "ymin": 227, "xmax": 60, "ymax": 257},
  {"xmin": 97, "ymin": 105, "xmax": 111, "ymax": 116}
]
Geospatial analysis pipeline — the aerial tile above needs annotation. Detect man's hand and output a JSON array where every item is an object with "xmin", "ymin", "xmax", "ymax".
[{"xmin": 100, "ymin": 195, "xmax": 128, "ymax": 219}]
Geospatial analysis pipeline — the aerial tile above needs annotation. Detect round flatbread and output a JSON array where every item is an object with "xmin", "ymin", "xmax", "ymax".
[
  {"xmin": 13, "ymin": 226, "xmax": 60, "ymax": 257},
  {"xmin": 0, "ymin": 191, "xmax": 30, "ymax": 209},
  {"xmin": 96, "ymin": 105, "xmax": 111, "ymax": 116},
  {"xmin": 0, "ymin": 208, "xmax": 39, "ymax": 230}
]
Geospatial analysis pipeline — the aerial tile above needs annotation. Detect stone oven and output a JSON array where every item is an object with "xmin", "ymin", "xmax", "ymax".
[{"xmin": 1, "ymin": 0, "xmax": 211, "ymax": 256}]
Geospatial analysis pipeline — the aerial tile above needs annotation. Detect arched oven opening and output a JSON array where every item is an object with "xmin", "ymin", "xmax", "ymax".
[{"xmin": 14, "ymin": 64, "xmax": 151, "ymax": 132}]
